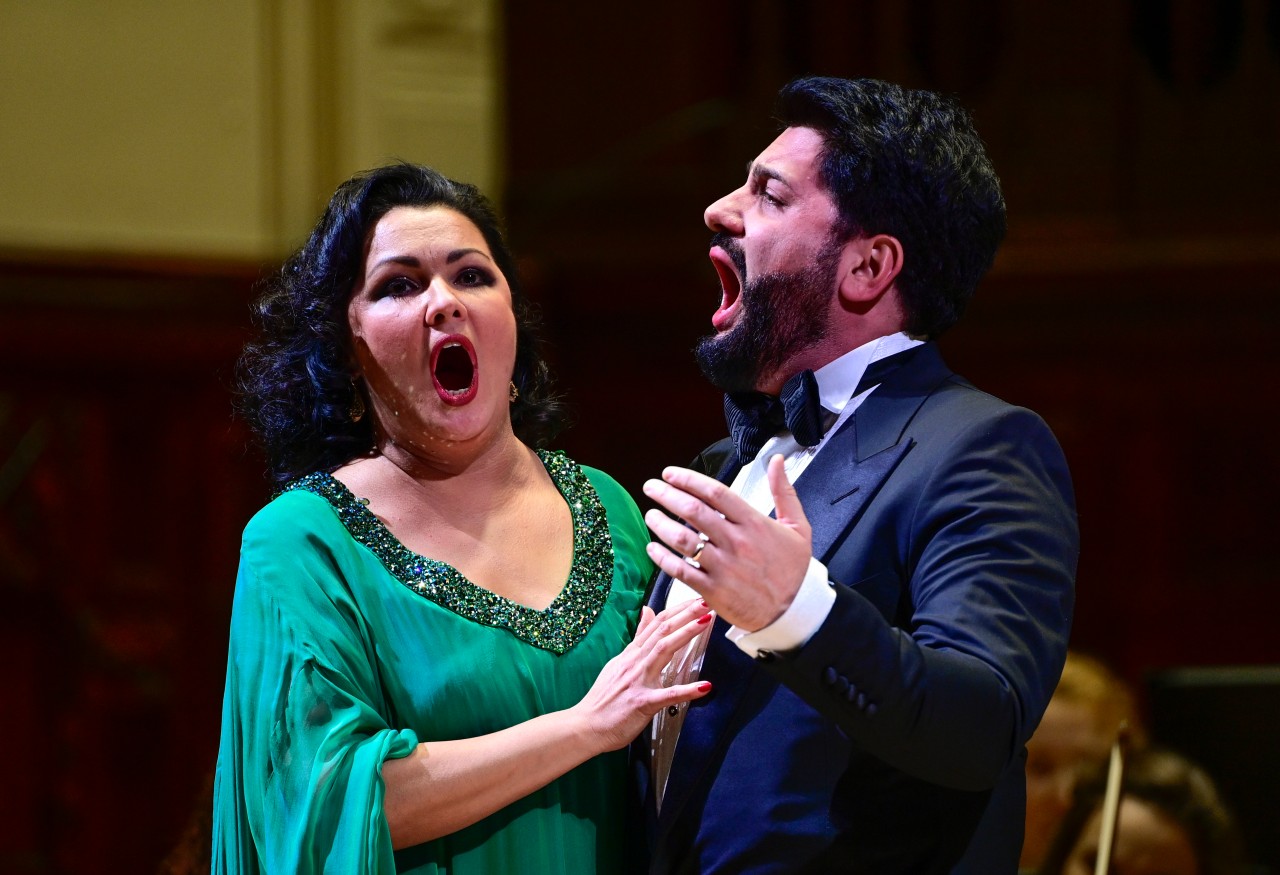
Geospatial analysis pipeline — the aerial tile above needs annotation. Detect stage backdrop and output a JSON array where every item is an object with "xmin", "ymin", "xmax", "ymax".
[{"xmin": 1, "ymin": 2, "xmax": 1277, "ymax": 872}]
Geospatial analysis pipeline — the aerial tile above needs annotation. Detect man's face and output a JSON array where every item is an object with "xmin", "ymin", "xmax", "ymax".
[
  {"xmin": 694, "ymin": 232, "xmax": 842, "ymax": 394},
  {"xmin": 696, "ymin": 126, "xmax": 848, "ymax": 394}
]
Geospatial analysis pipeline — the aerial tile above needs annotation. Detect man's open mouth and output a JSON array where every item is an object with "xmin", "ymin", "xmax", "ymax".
[{"xmin": 709, "ymin": 239, "xmax": 746, "ymax": 331}]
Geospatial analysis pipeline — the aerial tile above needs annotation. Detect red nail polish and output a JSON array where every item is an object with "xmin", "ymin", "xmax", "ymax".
[
  {"xmin": 697, "ymin": 681, "xmax": 712, "ymax": 692},
  {"xmin": 697, "ymin": 614, "xmax": 713, "ymax": 625}
]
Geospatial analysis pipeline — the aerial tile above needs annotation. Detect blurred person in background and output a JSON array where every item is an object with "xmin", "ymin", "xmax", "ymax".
[
  {"xmin": 1022, "ymin": 651, "xmax": 1148, "ymax": 872},
  {"xmin": 1036, "ymin": 747, "xmax": 1247, "ymax": 875}
]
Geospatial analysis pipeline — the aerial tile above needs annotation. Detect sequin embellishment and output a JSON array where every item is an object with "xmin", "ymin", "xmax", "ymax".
[{"xmin": 281, "ymin": 450, "xmax": 614, "ymax": 655}]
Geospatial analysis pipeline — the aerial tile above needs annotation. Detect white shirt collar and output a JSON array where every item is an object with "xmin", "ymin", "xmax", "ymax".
[{"xmin": 812, "ymin": 332, "xmax": 925, "ymax": 415}]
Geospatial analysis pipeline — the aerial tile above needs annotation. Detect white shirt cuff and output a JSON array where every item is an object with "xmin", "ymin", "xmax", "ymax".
[{"xmin": 725, "ymin": 557, "xmax": 835, "ymax": 657}]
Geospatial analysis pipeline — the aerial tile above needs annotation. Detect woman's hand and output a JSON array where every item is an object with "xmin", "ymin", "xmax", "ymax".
[
  {"xmin": 383, "ymin": 597, "xmax": 712, "ymax": 846},
  {"xmin": 571, "ymin": 598, "xmax": 714, "ymax": 753}
]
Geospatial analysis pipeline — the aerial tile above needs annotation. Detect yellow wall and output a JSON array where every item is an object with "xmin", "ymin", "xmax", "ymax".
[{"xmin": 0, "ymin": 0, "xmax": 503, "ymax": 259}]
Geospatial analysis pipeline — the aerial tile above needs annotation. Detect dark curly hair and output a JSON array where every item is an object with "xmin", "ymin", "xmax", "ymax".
[
  {"xmin": 236, "ymin": 162, "xmax": 565, "ymax": 487},
  {"xmin": 776, "ymin": 77, "xmax": 1007, "ymax": 338}
]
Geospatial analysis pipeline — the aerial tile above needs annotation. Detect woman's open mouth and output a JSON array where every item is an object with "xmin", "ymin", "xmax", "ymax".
[{"xmin": 430, "ymin": 335, "xmax": 478, "ymax": 406}]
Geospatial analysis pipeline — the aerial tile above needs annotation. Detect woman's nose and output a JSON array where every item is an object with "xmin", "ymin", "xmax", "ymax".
[{"xmin": 424, "ymin": 279, "xmax": 465, "ymax": 327}]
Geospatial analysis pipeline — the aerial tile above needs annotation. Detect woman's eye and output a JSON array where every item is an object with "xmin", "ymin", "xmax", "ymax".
[
  {"xmin": 377, "ymin": 276, "xmax": 417, "ymax": 298},
  {"xmin": 457, "ymin": 267, "xmax": 492, "ymax": 287}
]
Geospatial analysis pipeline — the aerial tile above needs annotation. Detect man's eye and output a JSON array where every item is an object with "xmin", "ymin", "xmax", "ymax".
[{"xmin": 762, "ymin": 191, "xmax": 783, "ymax": 206}]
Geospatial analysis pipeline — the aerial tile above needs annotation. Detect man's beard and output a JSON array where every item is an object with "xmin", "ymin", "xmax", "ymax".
[{"xmin": 695, "ymin": 233, "xmax": 840, "ymax": 394}]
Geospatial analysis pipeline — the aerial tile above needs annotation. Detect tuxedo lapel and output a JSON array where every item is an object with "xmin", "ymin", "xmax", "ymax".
[
  {"xmin": 851, "ymin": 341, "xmax": 953, "ymax": 458},
  {"xmin": 648, "ymin": 346, "xmax": 955, "ymax": 838},
  {"xmin": 796, "ymin": 432, "xmax": 914, "ymax": 564},
  {"xmin": 796, "ymin": 342, "xmax": 954, "ymax": 562},
  {"xmin": 704, "ymin": 441, "xmax": 741, "ymax": 485}
]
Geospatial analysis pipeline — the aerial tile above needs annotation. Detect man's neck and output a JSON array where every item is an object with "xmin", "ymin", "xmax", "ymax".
[{"xmin": 758, "ymin": 330, "xmax": 922, "ymax": 397}]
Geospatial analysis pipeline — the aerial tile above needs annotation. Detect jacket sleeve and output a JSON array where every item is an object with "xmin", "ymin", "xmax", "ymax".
[{"xmin": 761, "ymin": 405, "xmax": 1078, "ymax": 791}]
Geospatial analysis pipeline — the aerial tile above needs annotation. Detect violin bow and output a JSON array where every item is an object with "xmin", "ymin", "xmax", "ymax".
[{"xmin": 1093, "ymin": 723, "xmax": 1131, "ymax": 875}]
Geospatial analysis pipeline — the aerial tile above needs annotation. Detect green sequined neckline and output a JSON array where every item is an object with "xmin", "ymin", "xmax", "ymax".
[{"xmin": 282, "ymin": 450, "xmax": 615, "ymax": 655}]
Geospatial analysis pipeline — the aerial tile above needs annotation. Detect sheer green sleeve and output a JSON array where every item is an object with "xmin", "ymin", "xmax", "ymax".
[{"xmin": 214, "ymin": 492, "xmax": 418, "ymax": 874}]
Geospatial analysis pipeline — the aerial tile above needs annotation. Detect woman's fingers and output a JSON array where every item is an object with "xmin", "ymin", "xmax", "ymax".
[
  {"xmin": 632, "ymin": 604, "xmax": 657, "ymax": 645},
  {"xmin": 633, "ymin": 597, "xmax": 706, "ymax": 649},
  {"xmin": 648, "ymin": 607, "xmax": 713, "ymax": 664},
  {"xmin": 643, "ymin": 599, "xmax": 711, "ymax": 657},
  {"xmin": 654, "ymin": 679, "xmax": 714, "ymax": 709},
  {"xmin": 577, "ymin": 597, "xmax": 715, "ymax": 750}
]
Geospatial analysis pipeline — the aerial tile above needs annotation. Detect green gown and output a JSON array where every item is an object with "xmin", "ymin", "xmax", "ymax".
[{"xmin": 213, "ymin": 451, "xmax": 654, "ymax": 874}]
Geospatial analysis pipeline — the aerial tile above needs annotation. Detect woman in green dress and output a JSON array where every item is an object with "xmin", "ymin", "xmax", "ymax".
[{"xmin": 213, "ymin": 163, "xmax": 712, "ymax": 874}]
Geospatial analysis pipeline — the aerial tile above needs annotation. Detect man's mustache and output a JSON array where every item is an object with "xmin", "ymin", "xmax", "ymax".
[{"xmin": 709, "ymin": 232, "xmax": 746, "ymax": 277}]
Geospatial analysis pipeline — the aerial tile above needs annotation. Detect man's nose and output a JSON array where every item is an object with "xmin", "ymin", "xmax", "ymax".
[{"xmin": 704, "ymin": 187, "xmax": 745, "ymax": 235}]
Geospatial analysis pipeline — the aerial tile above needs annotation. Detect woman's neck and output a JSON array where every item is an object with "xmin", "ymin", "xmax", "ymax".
[{"xmin": 336, "ymin": 428, "xmax": 544, "ymax": 527}]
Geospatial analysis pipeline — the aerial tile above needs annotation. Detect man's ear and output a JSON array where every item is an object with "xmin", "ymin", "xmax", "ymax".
[{"xmin": 837, "ymin": 234, "xmax": 903, "ymax": 305}]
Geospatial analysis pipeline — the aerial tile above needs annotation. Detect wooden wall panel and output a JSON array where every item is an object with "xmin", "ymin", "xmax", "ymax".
[
  {"xmin": 943, "ymin": 264, "xmax": 1280, "ymax": 684},
  {"xmin": 0, "ymin": 259, "xmax": 267, "ymax": 873}
]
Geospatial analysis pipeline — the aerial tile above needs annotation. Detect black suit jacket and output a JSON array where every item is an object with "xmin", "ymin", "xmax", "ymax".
[{"xmin": 638, "ymin": 342, "xmax": 1078, "ymax": 874}]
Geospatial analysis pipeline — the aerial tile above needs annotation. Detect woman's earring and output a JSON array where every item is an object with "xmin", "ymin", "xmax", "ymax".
[
  {"xmin": 508, "ymin": 381, "xmax": 520, "ymax": 403},
  {"xmin": 349, "ymin": 381, "xmax": 366, "ymax": 422}
]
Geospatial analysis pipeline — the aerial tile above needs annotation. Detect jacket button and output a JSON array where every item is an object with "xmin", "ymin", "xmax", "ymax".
[{"xmin": 823, "ymin": 666, "xmax": 839, "ymax": 686}]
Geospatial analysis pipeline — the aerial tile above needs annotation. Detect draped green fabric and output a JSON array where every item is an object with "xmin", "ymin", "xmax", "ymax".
[{"xmin": 214, "ymin": 454, "xmax": 653, "ymax": 874}]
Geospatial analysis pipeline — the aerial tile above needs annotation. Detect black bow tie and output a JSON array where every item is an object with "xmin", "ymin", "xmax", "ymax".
[
  {"xmin": 724, "ymin": 370, "xmax": 826, "ymax": 464},
  {"xmin": 723, "ymin": 347, "xmax": 923, "ymax": 464}
]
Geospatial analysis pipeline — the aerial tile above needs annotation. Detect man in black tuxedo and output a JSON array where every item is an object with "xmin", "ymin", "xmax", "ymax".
[{"xmin": 639, "ymin": 77, "xmax": 1078, "ymax": 873}]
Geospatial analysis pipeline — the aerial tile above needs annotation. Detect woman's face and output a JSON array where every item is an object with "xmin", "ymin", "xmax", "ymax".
[
  {"xmin": 1064, "ymin": 797, "xmax": 1199, "ymax": 875},
  {"xmin": 347, "ymin": 205, "xmax": 517, "ymax": 458},
  {"xmin": 1023, "ymin": 699, "xmax": 1116, "ymax": 868}
]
